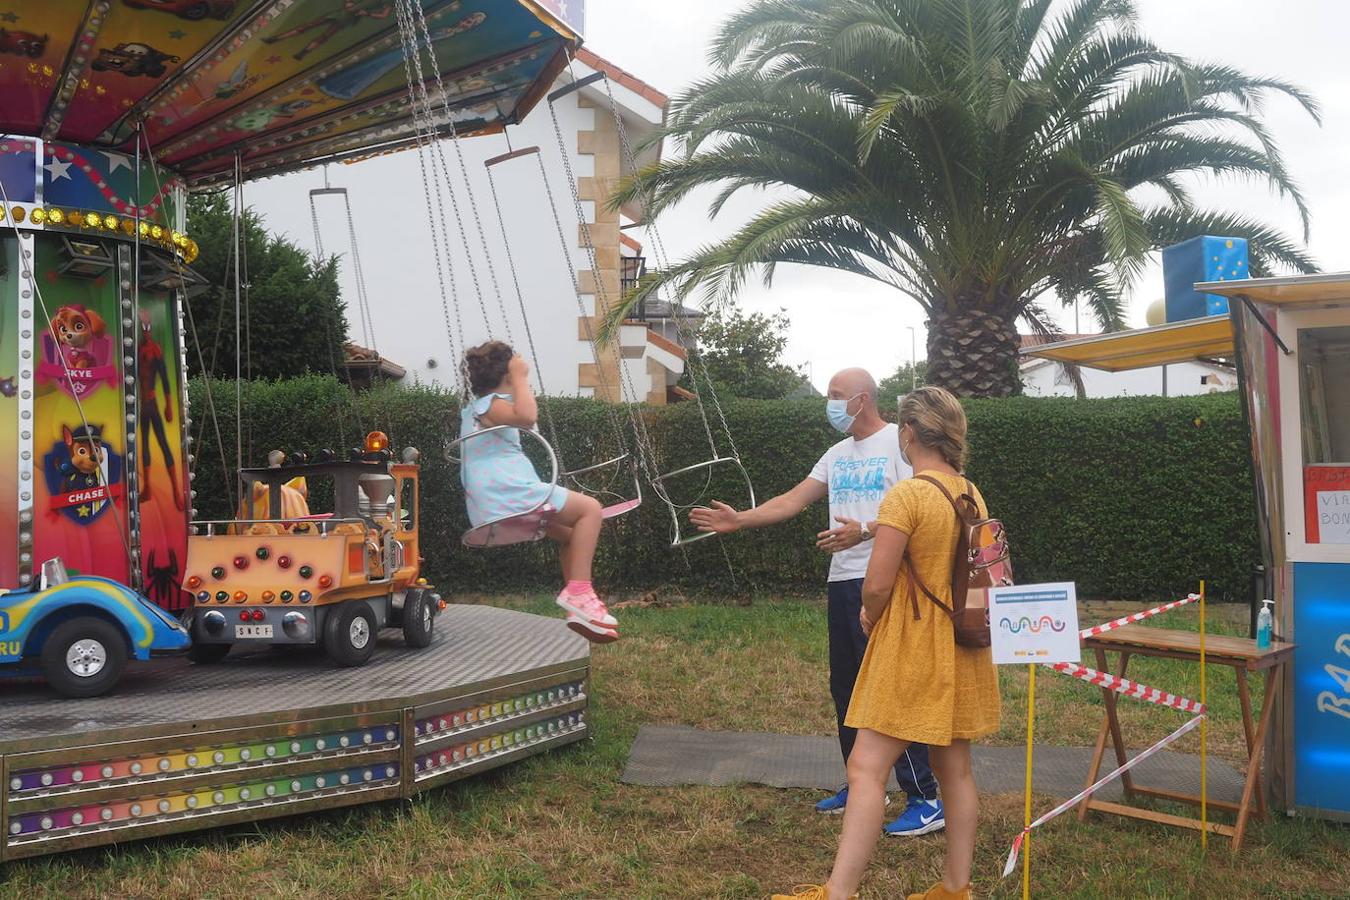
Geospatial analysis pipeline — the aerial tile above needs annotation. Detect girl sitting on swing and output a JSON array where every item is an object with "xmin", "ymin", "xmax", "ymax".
[{"xmin": 459, "ymin": 340, "xmax": 619, "ymax": 643}]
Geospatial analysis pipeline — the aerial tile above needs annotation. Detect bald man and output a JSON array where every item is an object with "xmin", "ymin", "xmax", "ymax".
[{"xmin": 690, "ymin": 369, "xmax": 943, "ymax": 837}]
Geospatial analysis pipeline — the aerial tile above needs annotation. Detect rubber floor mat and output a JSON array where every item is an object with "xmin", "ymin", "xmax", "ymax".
[{"xmin": 622, "ymin": 725, "xmax": 1245, "ymax": 803}]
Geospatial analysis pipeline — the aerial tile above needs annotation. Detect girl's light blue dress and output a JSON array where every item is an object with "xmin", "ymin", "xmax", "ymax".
[{"xmin": 459, "ymin": 393, "xmax": 568, "ymax": 527}]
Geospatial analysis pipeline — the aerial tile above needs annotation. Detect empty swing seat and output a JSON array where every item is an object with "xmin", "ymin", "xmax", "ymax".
[{"xmin": 601, "ymin": 498, "xmax": 642, "ymax": 519}]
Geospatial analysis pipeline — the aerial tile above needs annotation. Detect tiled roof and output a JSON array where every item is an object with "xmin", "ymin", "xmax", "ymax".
[{"xmin": 575, "ymin": 47, "xmax": 669, "ymax": 108}]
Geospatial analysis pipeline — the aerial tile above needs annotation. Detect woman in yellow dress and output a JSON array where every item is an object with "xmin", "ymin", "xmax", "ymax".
[{"xmin": 775, "ymin": 387, "xmax": 1001, "ymax": 900}]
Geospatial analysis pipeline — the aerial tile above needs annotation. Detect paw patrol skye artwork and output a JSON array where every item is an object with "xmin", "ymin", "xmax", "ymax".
[{"xmin": 39, "ymin": 305, "xmax": 117, "ymax": 397}]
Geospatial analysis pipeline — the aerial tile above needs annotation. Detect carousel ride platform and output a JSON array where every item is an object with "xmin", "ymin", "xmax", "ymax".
[{"xmin": 0, "ymin": 605, "xmax": 589, "ymax": 862}]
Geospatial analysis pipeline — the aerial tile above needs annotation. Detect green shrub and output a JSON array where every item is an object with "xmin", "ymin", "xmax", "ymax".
[{"xmin": 187, "ymin": 378, "xmax": 1258, "ymax": 601}]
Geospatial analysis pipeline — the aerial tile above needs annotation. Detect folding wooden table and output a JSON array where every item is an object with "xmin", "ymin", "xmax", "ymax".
[{"xmin": 1076, "ymin": 625, "xmax": 1295, "ymax": 849}]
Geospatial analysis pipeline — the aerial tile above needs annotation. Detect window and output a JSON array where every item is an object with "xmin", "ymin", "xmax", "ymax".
[{"xmin": 1299, "ymin": 326, "xmax": 1350, "ymax": 465}]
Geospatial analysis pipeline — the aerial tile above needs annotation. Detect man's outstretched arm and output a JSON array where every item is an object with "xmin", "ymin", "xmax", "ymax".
[{"xmin": 688, "ymin": 477, "xmax": 827, "ymax": 534}]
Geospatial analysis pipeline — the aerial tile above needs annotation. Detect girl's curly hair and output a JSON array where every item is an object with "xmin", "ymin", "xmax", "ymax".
[{"xmin": 463, "ymin": 340, "xmax": 514, "ymax": 396}]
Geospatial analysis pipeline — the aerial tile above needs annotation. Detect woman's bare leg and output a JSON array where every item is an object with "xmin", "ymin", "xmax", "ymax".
[
  {"xmin": 825, "ymin": 728, "xmax": 909, "ymax": 898},
  {"xmin": 548, "ymin": 490, "xmax": 602, "ymax": 583},
  {"xmin": 929, "ymin": 740, "xmax": 977, "ymax": 890}
]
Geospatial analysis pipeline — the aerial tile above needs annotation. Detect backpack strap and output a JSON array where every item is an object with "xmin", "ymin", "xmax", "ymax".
[{"xmin": 910, "ymin": 474, "xmax": 975, "ymax": 616}]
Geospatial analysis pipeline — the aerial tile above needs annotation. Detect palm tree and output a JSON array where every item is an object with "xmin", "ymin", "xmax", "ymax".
[{"xmin": 608, "ymin": 0, "xmax": 1318, "ymax": 397}]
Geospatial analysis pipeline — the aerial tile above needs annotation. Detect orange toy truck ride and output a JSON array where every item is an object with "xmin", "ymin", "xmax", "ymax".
[{"xmin": 182, "ymin": 433, "xmax": 443, "ymax": 667}]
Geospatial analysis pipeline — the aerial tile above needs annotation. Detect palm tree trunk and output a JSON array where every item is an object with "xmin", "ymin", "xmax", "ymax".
[{"xmin": 925, "ymin": 302, "xmax": 1022, "ymax": 398}]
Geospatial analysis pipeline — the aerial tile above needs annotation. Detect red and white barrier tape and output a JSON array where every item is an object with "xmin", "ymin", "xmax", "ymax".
[
  {"xmin": 1044, "ymin": 662, "xmax": 1206, "ymax": 714},
  {"xmin": 1078, "ymin": 593, "xmax": 1199, "ymax": 640},
  {"xmin": 1002, "ymin": 713, "xmax": 1205, "ymax": 877}
]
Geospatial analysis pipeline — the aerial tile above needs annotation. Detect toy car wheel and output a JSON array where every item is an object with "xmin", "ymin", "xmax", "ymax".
[
  {"xmin": 40, "ymin": 617, "xmax": 128, "ymax": 699},
  {"xmin": 402, "ymin": 591, "xmax": 434, "ymax": 649},
  {"xmin": 325, "ymin": 601, "xmax": 377, "ymax": 667},
  {"xmin": 187, "ymin": 642, "xmax": 231, "ymax": 664}
]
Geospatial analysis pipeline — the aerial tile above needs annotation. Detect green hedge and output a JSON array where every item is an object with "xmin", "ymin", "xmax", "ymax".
[{"xmin": 186, "ymin": 378, "xmax": 1259, "ymax": 601}]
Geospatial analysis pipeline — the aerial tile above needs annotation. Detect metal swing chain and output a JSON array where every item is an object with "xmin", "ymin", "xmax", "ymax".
[
  {"xmin": 392, "ymin": 0, "xmax": 468, "ymax": 393},
  {"xmin": 537, "ymin": 110, "xmax": 653, "ymax": 479},
  {"xmin": 483, "ymin": 157, "xmax": 563, "ymax": 454},
  {"xmin": 396, "ymin": 0, "xmax": 503, "ymax": 345},
  {"xmin": 594, "ymin": 74, "xmax": 743, "ymax": 584},
  {"xmin": 342, "ymin": 190, "xmax": 379, "ymax": 359},
  {"xmin": 407, "ymin": 0, "xmax": 514, "ymax": 348},
  {"xmin": 599, "ymin": 74, "xmax": 743, "ymax": 466}
]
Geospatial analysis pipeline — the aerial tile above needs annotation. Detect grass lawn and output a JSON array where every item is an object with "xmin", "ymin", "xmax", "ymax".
[{"xmin": 2, "ymin": 596, "xmax": 1346, "ymax": 899}]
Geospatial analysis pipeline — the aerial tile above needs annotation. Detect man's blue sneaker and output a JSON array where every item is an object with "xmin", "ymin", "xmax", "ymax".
[
  {"xmin": 814, "ymin": 785, "xmax": 849, "ymax": 814},
  {"xmin": 884, "ymin": 797, "xmax": 945, "ymax": 836}
]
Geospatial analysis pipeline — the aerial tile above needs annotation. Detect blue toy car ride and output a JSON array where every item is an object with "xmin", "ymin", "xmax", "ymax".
[{"xmin": 0, "ymin": 558, "xmax": 191, "ymax": 698}]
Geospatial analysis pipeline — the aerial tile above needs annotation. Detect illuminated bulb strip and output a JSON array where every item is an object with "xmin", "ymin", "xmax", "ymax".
[
  {"xmin": 413, "ymin": 714, "xmax": 586, "ymax": 781},
  {"xmin": 0, "ymin": 203, "xmax": 197, "ymax": 260},
  {"xmin": 8, "ymin": 726, "xmax": 399, "ymax": 795},
  {"xmin": 7, "ymin": 764, "xmax": 399, "ymax": 841},
  {"xmin": 414, "ymin": 682, "xmax": 584, "ymax": 743}
]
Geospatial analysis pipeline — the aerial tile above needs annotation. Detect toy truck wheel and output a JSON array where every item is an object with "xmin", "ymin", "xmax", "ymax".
[
  {"xmin": 402, "ymin": 591, "xmax": 434, "ymax": 649},
  {"xmin": 325, "ymin": 601, "xmax": 377, "ymax": 667},
  {"xmin": 40, "ymin": 617, "xmax": 128, "ymax": 699},
  {"xmin": 188, "ymin": 643, "xmax": 230, "ymax": 664}
]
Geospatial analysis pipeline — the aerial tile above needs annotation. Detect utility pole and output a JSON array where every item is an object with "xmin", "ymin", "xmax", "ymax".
[{"xmin": 906, "ymin": 326, "xmax": 917, "ymax": 390}]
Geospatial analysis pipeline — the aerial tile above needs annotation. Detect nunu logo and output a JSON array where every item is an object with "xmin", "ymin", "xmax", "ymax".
[{"xmin": 999, "ymin": 615, "xmax": 1066, "ymax": 635}]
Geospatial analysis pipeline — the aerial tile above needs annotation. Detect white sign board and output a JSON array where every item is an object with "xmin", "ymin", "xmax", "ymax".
[
  {"xmin": 1317, "ymin": 491, "xmax": 1350, "ymax": 544},
  {"xmin": 989, "ymin": 582, "xmax": 1081, "ymax": 666}
]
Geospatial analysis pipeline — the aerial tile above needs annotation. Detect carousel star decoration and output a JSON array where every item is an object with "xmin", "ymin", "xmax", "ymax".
[
  {"xmin": 102, "ymin": 151, "xmax": 132, "ymax": 173},
  {"xmin": 168, "ymin": 29, "xmax": 186, "ymax": 40},
  {"xmin": 0, "ymin": 12, "xmax": 17, "ymax": 23},
  {"xmin": 43, "ymin": 157, "xmax": 72, "ymax": 181}
]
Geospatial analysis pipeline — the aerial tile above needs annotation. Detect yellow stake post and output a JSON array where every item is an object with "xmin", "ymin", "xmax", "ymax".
[
  {"xmin": 1023, "ymin": 663, "xmax": 1036, "ymax": 899},
  {"xmin": 1200, "ymin": 580, "xmax": 1208, "ymax": 850}
]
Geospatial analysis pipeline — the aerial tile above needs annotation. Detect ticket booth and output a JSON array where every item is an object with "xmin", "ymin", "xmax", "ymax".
[{"xmin": 1024, "ymin": 271, "xmax": 1350, "ymax": 822}]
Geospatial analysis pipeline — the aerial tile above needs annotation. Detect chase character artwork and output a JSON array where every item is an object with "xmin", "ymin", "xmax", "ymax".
[{"xmin": 50, "ymin": 423, "xmax": 120, "ymax": 523}]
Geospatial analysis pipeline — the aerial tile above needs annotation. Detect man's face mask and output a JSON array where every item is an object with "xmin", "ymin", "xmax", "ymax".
[{"xmin": 826, "ymin": 393, "xmax": 862, "ymax": 433}]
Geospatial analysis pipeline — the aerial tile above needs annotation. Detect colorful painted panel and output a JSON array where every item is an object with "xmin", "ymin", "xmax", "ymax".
[
  {"xmin": 135, "ymin": 287, "xmax": 189, "ymax": 610},
  {"xmin": 0, "ymin": 236, "xmax": 16, "ymax": 586},
  {"xmin": 0, "ymin": 4, "xmax": 80, "ymax": 136},
  {"xmin": 30, "ymin": 233, "xmax": 130, "ymax": 586},
  {"xmin": 42, "ymin": 141, "xmax": 183, "ymax": 228},
  {"xmin": 0, "ymin": 1, "xmax": 576, "ymax": 188},
  {"xmin": 156, "ymin": 1, "xmax": 560, "ymax": 171},
  {"xmin": 44, "ymin": 0, "xmax": 254, "ymax": 145}
]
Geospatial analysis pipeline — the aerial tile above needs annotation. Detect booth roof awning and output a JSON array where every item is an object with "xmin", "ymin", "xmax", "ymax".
[
  {"xmin": 1195, "ymin": 271, "xmax": 1350, "ymax": 307},
  {"xmin": 1021, "ymin": 316, "xmax": 1234, "ymax": 372},
  {"xmin": 1025, "ymin": 272, "xmax": 1350, "ymax": 372}
]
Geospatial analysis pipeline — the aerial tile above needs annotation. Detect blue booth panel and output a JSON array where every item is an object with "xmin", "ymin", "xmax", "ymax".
[
  {"xmin": 1292, "ymin": 562, "xmax": 1350, "ymax": 818},
  {"xmin": 1162, "ymin": 236, "xmax": 1249, "ymax": 322}
]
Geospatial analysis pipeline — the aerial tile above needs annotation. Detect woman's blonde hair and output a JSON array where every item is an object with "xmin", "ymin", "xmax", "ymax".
[{"xmin": 899, "ymin": 385, "xmax": 968, "ymax": 470}]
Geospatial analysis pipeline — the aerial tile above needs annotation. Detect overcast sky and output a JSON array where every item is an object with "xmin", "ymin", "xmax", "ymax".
[{"xmin": 248, "ymin": 0, "xmax": 1349, "ymax": 392}]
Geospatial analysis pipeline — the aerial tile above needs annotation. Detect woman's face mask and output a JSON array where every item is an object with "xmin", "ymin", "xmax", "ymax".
[
  {"xmin": 899, "ymin": 423, "xmax": 914, "ymax": 466},
  {"xmin": 826, "ymin": 393, "xmax": 862, "ymax": 433}
]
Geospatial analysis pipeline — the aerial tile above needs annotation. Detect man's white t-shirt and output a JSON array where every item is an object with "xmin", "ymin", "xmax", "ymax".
[{"xmin": 808, "ymin": 423, "xmax": 912, "ymax": 582}]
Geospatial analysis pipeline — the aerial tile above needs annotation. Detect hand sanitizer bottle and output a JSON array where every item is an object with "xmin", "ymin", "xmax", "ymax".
[{"xmin": 1256, "ymin": 599, "xmax": 1274, "ymax": 650}]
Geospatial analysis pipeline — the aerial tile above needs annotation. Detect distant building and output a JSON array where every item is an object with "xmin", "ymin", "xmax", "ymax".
[
  {"xmin": 405, "ymin": 50, "xmax": 692, "ymax": 405},
  {"xmin": 1019, "ymin": 334, "xmax": 1237, "ymax": 397},
  {"xmin": 342, "ymin": 342, "xmax": 406, "ymax": 390}
]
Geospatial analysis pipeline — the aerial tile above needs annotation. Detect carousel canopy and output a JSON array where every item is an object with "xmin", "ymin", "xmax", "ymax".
[{"xmin": 0, "ymin": 0, "xmax": 583, "ymax": 189}]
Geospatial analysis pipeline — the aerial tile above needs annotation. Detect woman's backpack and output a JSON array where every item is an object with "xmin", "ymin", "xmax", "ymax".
[{"xmin": 904, "ymin": 475, "xmax": 1014, "ymax": 648}]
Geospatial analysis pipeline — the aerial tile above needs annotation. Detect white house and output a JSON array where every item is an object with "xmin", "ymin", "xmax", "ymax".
[
  {"xmin": 398, "ymin": 49, "xmax": 691, "ymax": 404},
  {"xmin": 1019, "ymin": 334, "xmax": 1238, "ymax": 397}
]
